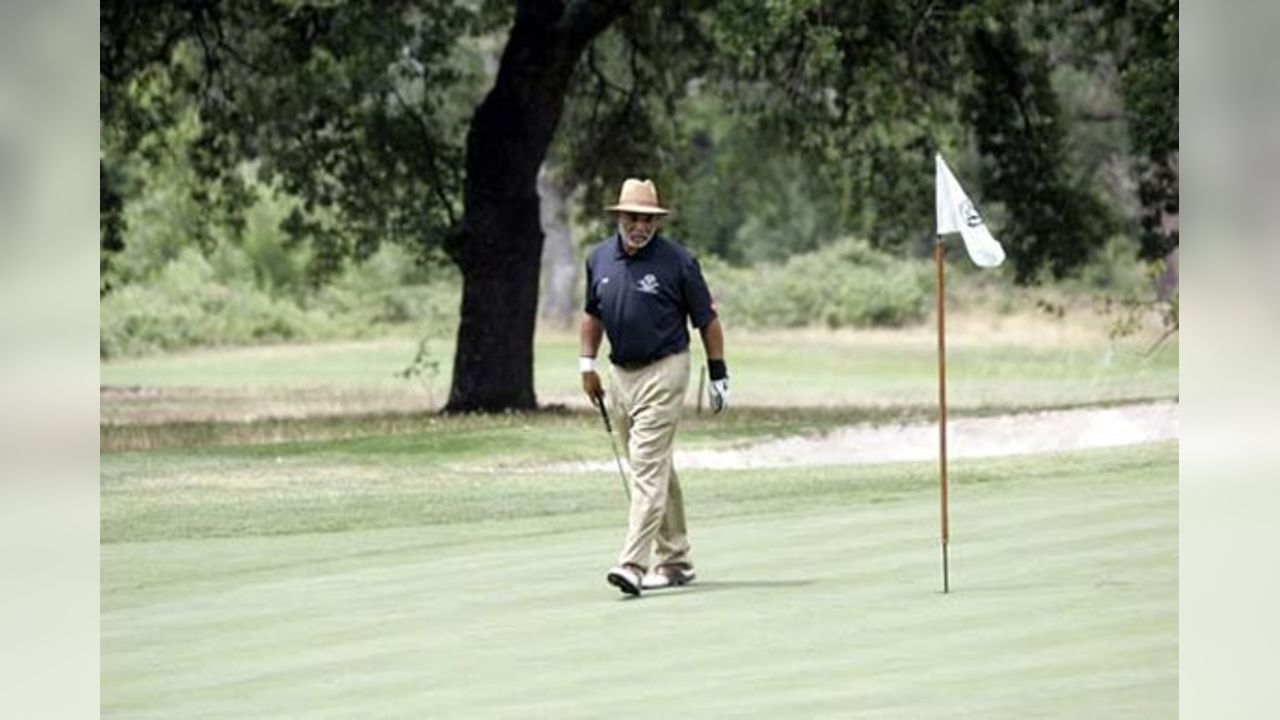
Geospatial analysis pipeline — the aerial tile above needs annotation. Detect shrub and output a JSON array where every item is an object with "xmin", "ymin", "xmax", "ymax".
[
  {"xmin": 705, "ymin": 238, "xmax": 930, "ymax": 329},
  {"xmin": 100, "ymin": 248, "xmax": 324, "ymax": 358},
  {"xmin": 101, "ymin": 245, "xmax": 461, "ymax": 358},
  {"xmin": 310, "ymin": 245, "xmax": 459, "ymax": 334}
]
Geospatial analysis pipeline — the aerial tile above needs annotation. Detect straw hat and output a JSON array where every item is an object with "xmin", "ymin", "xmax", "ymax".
[{"xmin": 605, "ymin": 178, "xmax": 670, "ymax": 215}]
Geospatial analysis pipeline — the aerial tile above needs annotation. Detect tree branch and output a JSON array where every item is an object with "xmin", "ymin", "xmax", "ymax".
[
  {"xmin": 561, "ymin": 0, "xmax": 634, "ymax": 50},
  {"xmin": 391, "ymin": 87, "xmax": 459, "ymax": 227}
]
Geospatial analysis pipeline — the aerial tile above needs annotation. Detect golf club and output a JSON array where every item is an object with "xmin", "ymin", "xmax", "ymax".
[{"xmin": 594, "ymin": 395, "xmax": 631, "ymax": 499}]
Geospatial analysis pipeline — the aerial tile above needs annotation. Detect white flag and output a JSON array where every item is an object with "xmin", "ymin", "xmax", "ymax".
[{"xmin": 935, "ymin": 153, "xmax": 1005, "ymax": 268}]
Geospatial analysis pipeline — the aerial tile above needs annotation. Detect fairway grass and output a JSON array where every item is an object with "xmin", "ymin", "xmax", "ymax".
[{"xmin": 103, "ymin": 442, "xmax": 1176, "ymax": 718}]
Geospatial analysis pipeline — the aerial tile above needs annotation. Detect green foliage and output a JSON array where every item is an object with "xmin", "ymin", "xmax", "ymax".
[
  {"xmin": 1074, "ymin": 234, "xmax": 1149, "ymax": 293},
  {"xmin": 235, "ymin": 191, "xmax": 312, "ymax": 300},
  {"xmin": 99, "ymin": 100, "xmax": 463, "ymax": 359},
  {"xmin": 706, "ymin": 238, "xmax": 929, "ymax": 329},
  {"xmin": 960, "ymin": 10, "xmax": 1117, "ymax": 283},
  {"xmin": 556, "ymin": 0, "xmax": 1153, "ymax": 283},
  {"xmin": 311, "ymin": 244, "xmax": 459, "ymax": 330},
  {"xmin": 102, "ymin": 1, "xmax": 1176, "ymax": 281},
  {"xmin": 100, "ymin": 248, "xmax": 323, "ymax": 358},
  {"xmin": 100, "ymin": 244, "xmax": 460, "ymax": 359},
  {"xmin": 666, "ymin": 93, "xmax": 848, "ymax": 264},
  {"xmin": 1098, "ymin": 254, "xmax": 1178, "ymax": 351},
  {"xmin": 1120, "ymin": 0, "xmax": 1178, "ymax": 260},
  {"xmin": 104, "ymin": 107, "xmax": 243, "ymax": 288},
  {"xmin": 101, "ymin": 1, "xmax": 492, "ymax": 284},
  {"xmin": 100, "ymin": 0, "xmax": 1179, "ymax": 401}
]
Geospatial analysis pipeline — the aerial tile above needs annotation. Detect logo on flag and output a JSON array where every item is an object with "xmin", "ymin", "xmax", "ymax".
[{"xmin": 936, "ymin": 153, "xmax": 1005, "ymax": 268}]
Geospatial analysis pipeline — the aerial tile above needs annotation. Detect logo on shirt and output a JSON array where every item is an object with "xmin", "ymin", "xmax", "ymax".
[{"xmin": 637, "ymin": 273, "xmax": 660, "ymax": 294}]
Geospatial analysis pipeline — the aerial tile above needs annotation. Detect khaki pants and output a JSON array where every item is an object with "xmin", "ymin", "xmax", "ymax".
[{"xmin": 609, "ymin": 351, "xmax": 692, "ymax": 570}]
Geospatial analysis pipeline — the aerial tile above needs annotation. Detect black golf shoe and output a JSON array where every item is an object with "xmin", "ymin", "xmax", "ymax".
[{"xmin": 606, "ymin": 564, "xmax": 644, "ymax": 596}]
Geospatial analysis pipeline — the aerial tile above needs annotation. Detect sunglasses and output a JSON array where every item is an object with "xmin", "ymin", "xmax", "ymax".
[{"xmin": 619, "ymin": 212, "xmax": 660, "ymax": 225}]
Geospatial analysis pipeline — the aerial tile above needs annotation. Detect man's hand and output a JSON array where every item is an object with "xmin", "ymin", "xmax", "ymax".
[
  {"xmin": 706, "ymin": 357, "xmax": 729, "ymax": 414},
  {"xmin": 708, "ymin": 377, "xmax": 729, "ymax": 413},
  {"xmin": 580, "ymin": 356, "xmax": 604, "ymax": 402},
  {"xmin": 582, "ymin": 370, "xmax": 604, "ymax": 403}
]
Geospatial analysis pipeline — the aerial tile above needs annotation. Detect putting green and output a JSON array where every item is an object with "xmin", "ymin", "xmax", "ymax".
[{"xmin": 102, "ymin": 443, "xmax": 1175, "ymax": 718}]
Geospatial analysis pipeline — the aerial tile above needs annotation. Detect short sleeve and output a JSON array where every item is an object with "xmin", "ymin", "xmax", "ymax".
[
  {"xmin": 583, "ymin": 255, "xmax": 602, "ymax": 317},
  {"xmin": 682, "ymin": 256, "xmax": 717, "ymax": 329}
]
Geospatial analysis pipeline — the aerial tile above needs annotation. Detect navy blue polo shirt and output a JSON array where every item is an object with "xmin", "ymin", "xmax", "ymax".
[{"xmin": 584, "ymin": 233, "xmax": 717, "ymax": 367}]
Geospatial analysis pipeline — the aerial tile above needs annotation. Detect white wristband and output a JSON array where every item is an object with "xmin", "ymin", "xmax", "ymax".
[{"xmin": 579, "ymin": 356, "xmax": 597, "ymax": 373}]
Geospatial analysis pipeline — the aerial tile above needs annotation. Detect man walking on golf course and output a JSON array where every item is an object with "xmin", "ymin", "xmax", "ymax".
[{"xmin": 580, "ymin": 178, "xmax": 729, "ymax": 597}]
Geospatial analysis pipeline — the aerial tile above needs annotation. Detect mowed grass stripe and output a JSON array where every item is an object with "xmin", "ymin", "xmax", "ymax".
[
  {"xmin": 668, "ymin": 478, "xmax": 1174, "ymax": 718},
  {"xmin": 101, "ymin": 456, "xmax": 1168, "ymax": 615},
  {"xmin": 100, "ymin": 442, "xmax": 1174, "ymax": 545},
  {"xmin": 525, "ymin": 481, "xmax": 1174, "ymax": 718},
  {"xmin": 103, "ymin": 443, "xmax": 1174, "ymax": 718}
]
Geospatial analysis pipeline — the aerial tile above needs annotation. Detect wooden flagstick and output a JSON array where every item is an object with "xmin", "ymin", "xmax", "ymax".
[{"xmin": 935, "ymin": 238, "xmax": 950, "ymax": 594}]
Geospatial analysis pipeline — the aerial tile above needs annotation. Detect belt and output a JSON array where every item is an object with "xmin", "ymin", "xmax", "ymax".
[
  {"xmin": 612, "ymin": 358, "xmax": 655, "ymax": 371},
  {"xmin": 612, "ymin": 349, "xmax": 684, "ymax": 371}
]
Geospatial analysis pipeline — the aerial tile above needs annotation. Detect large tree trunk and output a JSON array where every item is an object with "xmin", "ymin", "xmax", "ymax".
[{"xmin": 446, "ymin": 0, "xmax": 630, "ymax": 413}]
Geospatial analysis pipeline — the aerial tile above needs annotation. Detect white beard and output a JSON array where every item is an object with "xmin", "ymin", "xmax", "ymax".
[{"xmin": 619, "ymin": 225, "xmax": 655, "ymax": 251}]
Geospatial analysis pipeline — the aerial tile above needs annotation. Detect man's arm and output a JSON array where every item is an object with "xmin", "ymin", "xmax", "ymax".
[
  {"xmin": 580, "ymin": 312, "xmax": 605, "ymax": 401},
  {"xmin": 699, "ymin": 318, "xmax": 724, "ymax": 362}
]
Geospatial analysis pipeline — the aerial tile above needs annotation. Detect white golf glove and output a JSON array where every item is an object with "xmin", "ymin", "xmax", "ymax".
[{"xmin": 708, "ymin": 378, "xmax": 729, "ymax": 413}]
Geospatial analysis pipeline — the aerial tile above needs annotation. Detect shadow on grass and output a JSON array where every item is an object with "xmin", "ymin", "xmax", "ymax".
[{"xmin": 621, "ymin": 578, "xmax": 818, "ymax": 600}]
